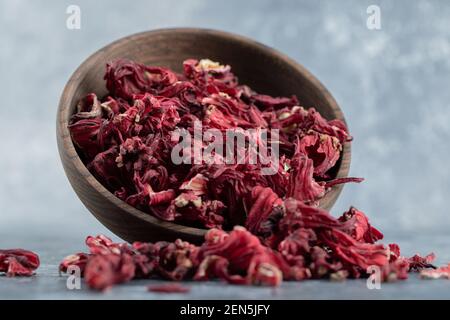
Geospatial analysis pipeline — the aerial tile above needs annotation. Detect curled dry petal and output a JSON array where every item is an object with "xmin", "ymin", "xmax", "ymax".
[
  {"xmin": 407, "ymin": 253, "xmax": 436, "ymax": 271},
  {"xmin": 0, "ymin": 249, "xmax": 40, "ymax": 277},
  {"xmin": 338, "ymin": 207, "xmax": 384, "ymax": 243},
  {"xmin": 155, "ymin": 239, "xmax": 200, "ymax": 281},
  {"xmin": 84, "ymin": 253, "xmax": 135, "ymax": 291},
  {"xmin": 59, "ymin": 253, "xmax": 90, "ymax": 274},
  {"xmin": 297, "ymin": 132, "xmax": 341, "ymax": 178},
  {"xmin": 320, "ymin": 229, "xmax": 389, "ymax": 271},
  {"xmin": 105, "ymin": 59, "xmax": 178, "ymax": 100},
  {"xmin": 148, "ymin": 283, "xmax": 190, "ymax": 293},
  {"xmin": 286, "ymin": 155, "xmax": 325, "ymax": 203},
  {"xmin": 245, "ymin": 186, "xmax": 283, "ymax": 237},
  {"xmin": 196, "ymin": 227, "xmax": 286, "ymax": 286}
]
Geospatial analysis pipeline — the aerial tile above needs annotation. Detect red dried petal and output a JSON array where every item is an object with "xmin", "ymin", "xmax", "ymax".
[
  {"xmin": 320, "ymin": 229, "xmax": 389, "ymax": 271},
  {"xmin": 388, "ymin": 243, "xmax": 401, "ymax": 262},
  {"xmin": 381, "ymin": 257, "xmax": 410, "ymax": 282},
  {"xmin": 420, "ymin": 263, "xmax": 450, "ymax": 279},
  {"xmin": 286, "ymin": 155, "xmax": 325, "ymax": 203},
  {"xmin": 84, "ymin": 253, "xmax": 135, "ymax": 291},
  {"xmin": 0, "ymin": 249, "xmax": 40, "ymax": 277},
  {"xmin": 297, "ymin": 132, "xmax": 341, "ymax": 177},
  {"xmin": 68, "ymin": 118, "xmax": 103, "ymax": 158},
  {"xmin": 407, "ymin": 253, "xmax": 436, "ymax": 271},
  {"xmin": 105, "ymin": 59, "xmax": 178, "ymax": 100},
  {"xmin": 251, "ymin": 94, "xmax": 298, "ymax": 110},
  {"xmin": 148, "ymin": 283, "xmax": 190, "ymax": 293},
  {"xmin": 280, "ymin": 198, "xmax": 342, "ymax": 231},
  {"xmin": 338, "ymin": 207, "xmax": 384, "ymax": 243},
  {"xmin": 196, "ymin": 227, "xmax": 286, "ymax": 286},
  {"xmin": 85, "ymin": 235, "xmax": 126, "ymax": 255},
  {"xmin": 245, "ymin": 186, "xmax": 283, "ymax": 237},
  {"xmin": 59, "ymin": 253, "xmax": 89, "ymax": 274},
  {"xmin": 71, "ymin": 93, "xmax": 103, "ymax": 122},
  {"xmin": 155, "ymin": 239, "xmax": 200, "ymax": 281}
]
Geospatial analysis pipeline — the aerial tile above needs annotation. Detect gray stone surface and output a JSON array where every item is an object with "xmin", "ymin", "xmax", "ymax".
[{"xmin": 0, "ymin": 0, "xmax": 449, "ymax": 299}]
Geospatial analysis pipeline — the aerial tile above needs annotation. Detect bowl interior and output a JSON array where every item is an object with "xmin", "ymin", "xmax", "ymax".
[{"xmin": 60, "ymin": 28, "xmax": 349, "ymax": 241}]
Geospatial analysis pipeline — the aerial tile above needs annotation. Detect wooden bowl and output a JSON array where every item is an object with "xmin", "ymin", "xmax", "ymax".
[{"xmin": 57, "ymin": 28, "xmax": 351, "ymax": 244}]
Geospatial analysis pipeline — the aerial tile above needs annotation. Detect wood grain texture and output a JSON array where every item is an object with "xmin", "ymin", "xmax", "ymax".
[{"xmin": 56, "ymin": 28, "xmax": 351, "ymax": 244}]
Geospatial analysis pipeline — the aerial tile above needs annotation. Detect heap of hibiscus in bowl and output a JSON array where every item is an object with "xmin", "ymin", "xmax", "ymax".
[{"xmin": 69, "ymin": 58, "xmax": 360, "ymax": 230}]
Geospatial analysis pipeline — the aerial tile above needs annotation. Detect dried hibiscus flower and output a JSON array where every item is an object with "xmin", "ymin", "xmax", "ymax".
[
  {"xmin": 0, "ymin": 249, "xmax": 40, "ymax": 277},
  {"xmin": 421, "ymin": 263, "xmax": 450, "ymax": 280},
  {"xmin": 148, "ymin": 283, "xmax": 190, "ymax": 293}
]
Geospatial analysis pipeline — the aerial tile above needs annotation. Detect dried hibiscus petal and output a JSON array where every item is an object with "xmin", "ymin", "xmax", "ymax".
[
  {"xmin": 195, "ymin": 227, "xmax": 287, "ymax": 286},
  {"xmin": 421, "ymin": 263, "xmax": 450, "ymax": 279},
  {"xmin": 155, "ymin": 239, "xmax": 200, "ymax": 281},
  {"xmin": 86, "ymin": 234, "xmax": 128, "ymax": 255},
  {"xmin": 148, "ymin": 283, "xmax": 190, "ymax": 293},
  {"xmin": 65, "ymin": 57, "xmax": 442, "ymax": 290},
  {"xmin": 0, "ymin": 249, "xmax": 40, "ymax": 277},
  {"xmin": 319, "ymin": 229, "xmax": 389, "ymax": 271},
  {"xmin": 245, "ymin": 186, "xmax": 283, "ymax": 237},
  {"xmin": 59, "ymin": 253, "xmax": 89, "ymax": 274},
  {"xmin": 381, "ymin": 257, "xmax": 410, "ymax": 282},
  {"xmin": 251, "ymin": 94, "xmax": 298, "ymax": 110},
  {"xmin": 338, "ymin": 207, "xmax": 384, "ymax": 243},
  {"xmin": 286, "ymin": 155, "xmax": 325, "ymax": 204},
  {"xmin": 105, "ymin": 59, "xmax": 178, "ymax": 100},
  {"xmin": 84, "ymin": 253, "xmax": 135, "ymax": 291},
  {"xmin": 68, "ymin": 118, "xmax": 103, "ymax": 158},
  {"xmin": 407, "ymin": 253, "xmax": 436, "ymax": 271}
]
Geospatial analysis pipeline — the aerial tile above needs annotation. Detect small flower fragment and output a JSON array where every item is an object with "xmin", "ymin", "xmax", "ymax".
[
  {"xmin": 0, "ymin": 249, "xmax": 40, "ymax": 277},
  {"xmin": 148, "ymin": 283, "xmax": 191, "ymax": 293},
  {"xmin": 155, "ymin": 239, "xmax": 200, "ymax": 281},
  {"xmin": 420, "ymin": 263, "xmax": 450, "ymax": 280},
  {"xmin": 407, "ymin": 253, "xmax": 436, "ymax": 271},
  {"xmin": 297, "ymin": 132, "xmax": 341, "ymax": 178},
  {"xmin": 320, "ymin": 229, "xmax": 389, "ymax": 271},
  {"xmin": 195, "ymin": 227, "xmax": 286, "ymax": 286},
  {"xmin": 105, "ymin": 59, "xmax": 178, "ymax": 100},
  {"xmin": 84, "ymin": 253, "xmax": 135, "ymax": 291},
  {"xmin": 338, "ymin": 207, "xmax": 383, "ymax": 243},
  {"xmin": 244, "ymin": 186, "xmax": 283, "ymax": 237},
  {"xmin": 59, "ymin": 253, "xmax": 89, "ymax": 274}
]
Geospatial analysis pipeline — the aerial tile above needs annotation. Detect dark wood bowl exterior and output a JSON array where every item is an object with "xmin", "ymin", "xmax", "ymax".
[{"xmin": 57, "ymin": 28, "xmax": 351, "ymax": 244}]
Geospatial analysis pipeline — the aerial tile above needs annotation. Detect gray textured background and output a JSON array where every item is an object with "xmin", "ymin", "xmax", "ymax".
[{"xmin": 0, "ymin": 0, "xmax": 449, "ymax": 299}]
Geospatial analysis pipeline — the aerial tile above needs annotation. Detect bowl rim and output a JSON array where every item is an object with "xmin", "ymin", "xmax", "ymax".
[{"xmin": 57, "ymin": 27, "xmax": 350, "ymax": 239}]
